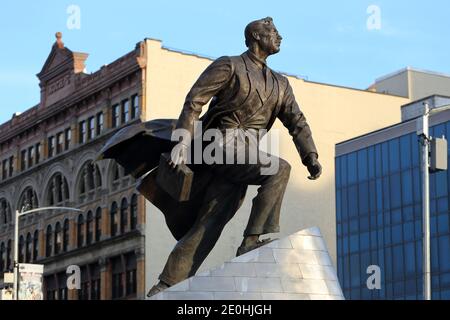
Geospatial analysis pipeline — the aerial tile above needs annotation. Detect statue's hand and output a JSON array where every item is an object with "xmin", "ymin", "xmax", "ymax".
[
  {"xmin": 169, "ymin": 143, "xmax": 189, "ymax": 168},
  {"xmin": 306, "ymin": 154, "xmax": 322, "ymax": 180}
]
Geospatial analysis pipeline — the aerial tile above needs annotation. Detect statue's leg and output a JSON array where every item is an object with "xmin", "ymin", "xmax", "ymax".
[
  {"xmin": 158, "ymin": 179, "xmax": 245, "ymax": 286},
  {"xmin": 214, "ymin": 156, "xmax": 291, "ymax": 237}
]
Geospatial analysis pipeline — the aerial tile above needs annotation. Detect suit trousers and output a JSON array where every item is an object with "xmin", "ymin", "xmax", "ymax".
[{"xmin": 158, "ymin": 154, "xmax": 291, "ymax": 286}]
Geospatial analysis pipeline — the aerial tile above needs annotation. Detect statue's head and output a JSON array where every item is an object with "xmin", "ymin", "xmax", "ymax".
[{"xmin": 245, "ymin": 17, "xmax": 283, "ymax": 56}]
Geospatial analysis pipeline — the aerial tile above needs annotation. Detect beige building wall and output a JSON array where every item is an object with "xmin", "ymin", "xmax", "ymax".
[
  {"xmin": 141, "ymin": 39, "xmax": 410, "ymax": 291},
  {"xmin": 372, "ymin": 67, "xmax": 450, "ymax": 101}
]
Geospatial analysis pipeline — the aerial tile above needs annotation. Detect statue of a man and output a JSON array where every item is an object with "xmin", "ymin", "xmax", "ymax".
[{"xmin": 147, "ymin": 17, "xmax": 322, "ymax": 296}]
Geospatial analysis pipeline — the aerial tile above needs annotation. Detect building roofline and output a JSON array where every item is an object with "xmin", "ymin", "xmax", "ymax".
[{"xmin": 376, "ymin": 66, "xmax": 450, "ymax": 83}]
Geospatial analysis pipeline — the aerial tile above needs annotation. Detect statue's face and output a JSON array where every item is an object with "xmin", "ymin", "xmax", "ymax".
[{"xmin": 257, "ymin": 23, "xmax": 283, "ymax": 55}]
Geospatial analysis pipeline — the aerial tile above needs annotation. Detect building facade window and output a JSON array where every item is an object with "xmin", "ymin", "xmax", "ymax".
[
  {"xmin": 88, "ymin": 117, "xmax": 95, "ymax": 141},
  {"xmin": 90, "ymin": 264, "xmax": 101, "ymax": 300},
  {"xmin": 6, "ymin": 240, "xmax": 12, "ymax": 270},
  {"xmin": 47, "ymin": 173, "xmax": 69, "ymax": 206},
  {"xmin": 111, "ymin": 256, "xmax": 124, "ymax": 299},
  {"xmin": 0, "ymin": 242, "xmax": 4, "ymax": 272},
  {"xmin": 46, "ymin": 225, "xmax": 53, "ymax": 258},
  {"xmin": 77, "ymin": 214, "xmax": 85, "ymax": 248},
  {"xmin": 0, "ymin": 199, "xmax": 11, "ymax": 226},
  {"xmin": 125, "ymin": 253, "xmax": 137, "ymax": 296},
  {"xmin": 64, "ymin": 128, "xmax": 71, "ymax": 150},
  {"xmin": 79, "ymin": 121, "xmax": 87, "ymax": 144},
  {"xmin": 48, "ymin": 136, "xmax": 55, "ymax": 158},
  {"xmin": 33, "ymin": 230, "xmax": 39, "ymax": 261},
  {"xmin": 112, "ymin": 105, "xmax": 120, "ymax": 128},
  {"xmin": 36, "ymin": 143, "xmax": 41, "ymax": 164},
  {"xmin": 110, "ymin": 202, "xmax": 118, "ymax": 237},
  {"xmin": 122, "ymin": 100, "xmax": 130, "ymax": 124},
  {"xmin": 86, "ymin": 211, "xmax": 93, "ymax": 245},
  {"xmin": 95, "ymin": 207, "xmax": 102, "ymax": 242},
  {"xmin": 131, "ymin": 94, "xmax": 139, "ymax": 119},
  {"xmin": 56, "ymin": 132, "xmax": 64, "ymax": 154},
  {"xmin": 130, "ymin": 194, "xmax": 138, "ymax": 230},
  {"xmin": 28, "ymin": 146, "xmax": 35, "ymax": 167},
  {"xmin": 21, "ymin": 149, "xmax": 27, "ymax": 171},
  {"xmin": 54, "ymin": 222, "xmax": 62, "ymax": 255},
  {"xmin": 26, "ymin": 233, "xmax": 32, "ymax": 263},
  {"xmin": 96, "ymin": 112, "xmax": 104, "ymax": 136},
  {"xmin": 18, "ymin": 187, "xmax": 38, "ymax": 211},
  {"xmin": 8, "ymin": 156, "xmax": 14, "ymax": 176},
  {"xmin": 120, "ymin": 198, "xmax": 128, "ymax": 234},
  {"xmin": 18, "ymin": 235, "xmax": 24, "ymax": 263},
  {"xmin": 2, "ymin": 159, "xmax": 8, "ymax": 179},
  {"xmin": 63, "ymin": 220, "xmax": 69, "ymax": 252}
]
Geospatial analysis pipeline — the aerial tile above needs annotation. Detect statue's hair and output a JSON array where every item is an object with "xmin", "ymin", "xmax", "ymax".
[{"xmin": 244, "ymin": 17, "xmax": 274, "ymax": 48}]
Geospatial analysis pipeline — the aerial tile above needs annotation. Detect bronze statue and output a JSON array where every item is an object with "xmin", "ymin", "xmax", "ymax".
[{"xmin": 98, "ymin": 17, "xmax": 321, "ymax": 297}]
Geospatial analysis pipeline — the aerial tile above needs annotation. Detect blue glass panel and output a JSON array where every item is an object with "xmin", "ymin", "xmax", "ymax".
[
  {"xmin": 384, "ymin": 226, "xmax": 392, "ymax": 245},
  {"xmin": 343, "ymin": 236, "xmax": 349, "ymax": 255},
  {"xmin": 392, "ymin": 224, "xmax": 403, "ymax": 244},
  {"xmin": 431, "ymin": 216, "xmax": 437, "ymax": 235},
  {"xmin": 336, "ymin": 190, "xmax": 342, "ymax": 222},
  {"xmin": 370, "ymin": 231, "xmax": 377, "ymax": 249},
  {"xmin": 392, "ymin": 209, "xmax": 402, "ymax": 225},
  {"xmin": 350, "ymin": 234, "xmax": 359, "ymax": 253},
  {"xmin": 438, "ymin": 214, "xmax": 449, "ymax": 234},
  {"xmin": 415, "ymin": 220, "xmax": 422, "ymax": 240},
  {"xmin": 383, "ymin": 178, "xmax": 391, "ymax": 211},
  {"xmin": 377, "ymin": 212, "xmax": 383, "ymax": 228},
  {"xmin": 389, "ymin": 139, "xmax": 400, "ymax": 173},
  {"xmin": 359, "ymin": 182, "xmax": 369, "ymax": 215},
  {"xmin": 360, "ymin": 252, "xmax": 371, "ymax": 278},
  {"xmin": 382, "ymin": 142, "xmax": 389, "ymax": 175},
  {"xmin": 401, "ymin": 170, "xmax": 413, "ymax": 205},
  {"xmin": 441, "ymin": 290, "xmax": 450, "ymax": 300},
  {"xmin": 342, "ymin": 187, "xmax": 348, "ymax": 221},
  {"xmin": 378, "ymin": 229, "xmax": 384, "ymax": 247},
  {"xmin": 403, "ymin": 222, "xmax": 414, "ymax": 242},
  {"xmin": 431, "ymin": 237, "xmax": 439, "ymax": 273},
  {"xmin": 350, "ymin": 218, "xmax": 359, "ymax": 234},
  {"xmin": 348, "ymin": 185, "xmax": 358, "ymax": 218},
  {"xmin": 369, "ymin": 181, "xmax": 376, "ymax": 213},
  {"xmin": 342, "ymin": 220, "xmax": 349, "ymax": 236},
  {"xmin": 430, "ymin": 174, "xmax": 436, "ymax": 202},
  {"xmin": 439, "ymin": 235, "xmax": 450, "ymax": 272},
  {"xmin": 343, "ymin": 256, "xmax": 350, "ymax": 289},
  {"xmin": 405, "ymin": 279, "xmax": 416, "ymax": 296},
  {"xmin": 384, "ymin": 211, "xmax": 391, "ymax": 227},
  {"xmin": 358, "ymin": 149, "xmax": 368, "ymax": 182},
  {"xmin": 393, "ymin": 282, "xmax": 405, "ymax": 298},
  {"xmin": 390, "ymin": 173, "xmax": 401, "ymax": 209},
  {"xmin": 404, "ymin": 242, "xmax": 416, "ymax": 276},
  {"xmin": 392, "ymin": 245, "xmax": 404, "ymax": 280},
  {"xmin": 350, "ymin": 254, "xmax": 361, "ymax": 287},
  {"xmin": 435, "ymin": 171, "xmax": 448, "ymax": 198},
  {"xmin": 376, "ymin": 179, "xmax": 383, "ymax": 212},
  {"xmin": 340, "ymin": 154, "xmax": 348, "ymax": 187},
  {"xmin": 375, "ymin": 144, "xmax": 382, "ymax": 177},
  {"xmin": 335, "ymin": 157, "xmax": 341, "ymax": 188},
  {"xmin": 368, "ymin": 146, "xmax": 375, "ymax": 179},
  {"xmin": 403, "ymin": 206, "xmax": 414, "ymax": 222},
  {"xmin": 360, "ymin": 232, "xmax": 370, "ymax": 251},
  {"xmin": 360, "ymin": 217, "xmax": 369, "ymax": 232},
  {"xmin": 437, "ymin": 197, "xmax": 448, "ymax": 213},
  {"xmin": 413, "ymin": 169, "xmax": 421, "ymax": 203},
  {"xmin": 348, "ymin": 152, "xmax": 357, "ymax": 185},
  {"xmin": 440, "ymin": 273, "xmax": 450, "ymax": 287},
  {"xmin": 411, "ymin": 134, "xmax": 420, "ymax": 168},
  {"xmin": 433, "ymin": 123, "xmax": 446, "ymax": 139},
  {"xmin": 385, "ymin": 247, "xmax": 393, "ymax": 281},
  {"xmin": 370, "ymin": 214, "xmax": 377, "ymax": 229},
  {"xmin": 400, "ymin": 134, "xmax": 412, "ymax": 169}
]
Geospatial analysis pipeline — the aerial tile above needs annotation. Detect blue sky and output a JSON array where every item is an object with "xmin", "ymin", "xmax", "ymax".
[{"xmin": 1, "ymin": 0, "xmax": 449, "ymax": 124}]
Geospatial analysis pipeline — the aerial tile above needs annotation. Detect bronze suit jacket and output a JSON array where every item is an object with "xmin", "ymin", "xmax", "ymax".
[{"xmin": 104, "ymin": 51, "xmax": 320, "ymax": 241}]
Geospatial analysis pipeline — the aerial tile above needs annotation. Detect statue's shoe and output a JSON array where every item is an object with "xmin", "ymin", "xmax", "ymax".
[
  {"xmin": 236, "ymin": 238, "xmax": 276, "ymax": 257},
  {"xmin": 147, "ymin": 282, "xmax": 170, "ymax": 298}
]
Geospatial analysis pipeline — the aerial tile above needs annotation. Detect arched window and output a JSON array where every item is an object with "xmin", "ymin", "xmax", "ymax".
[
  {"xmin": 77, "ymin": 161, "xmax": 102, "ymax": 202},
  {"xmin": 95, "ymin": 207, "xmax": 102, "ymax": 242},
  {"xmin": 46, "ymin": 225, "xmax": 53, "ymax": 257},
  {"xmin": 110, "ymin": 163, "xmax": 125, "ymax": 192},
  {"xmin": 19, "ymin": 235, "xmax": 24, "ymax": 263},
  {"xmin": 54, "ymin": 222, "xmax": 62, "ymax": 255},
  {"xmin": 77, "ymin": 214, "xmax": 85, "ymax": 248},
  {"xmin": 33, "ymin": 230, "xmax": 39, "ymax": 261},
  {"xmin": 0, "ymin": 242, "xmax": 5, "ymax": 272},
  {"xmin": 110, "ymin": 202, "xmax": 118, "ymax": 237},
  {"xmin": 63, "ymin": 220, "xmax": 69, "ymax": 252},
  {"xmin": 6, "ymin": 240, "xmax": 12, "ymax": 270},
  {"xmin": 46, "ymin": 173, "xmax": 69, "ymax": 206},
  {"xmin": 130, "ymin": 194, "xmax": 138, "ymax": 231},
  {"xmin": 86, "ymin": 211, "xmax": 93, "ymax": 245},
  {"xmin": 26, "ymin": 233, "xmax": 32, "ymax": 263},
  {"xmin": 120, "ymin": 198, "xmax": 128, "ymax": 234},
  {"xmin": 0, "ymin": 199, "xmax": 12, "ymax": 226},
  {"xmin": 18, "ymin": 187, "xmax": 38, "ymax": 212}
]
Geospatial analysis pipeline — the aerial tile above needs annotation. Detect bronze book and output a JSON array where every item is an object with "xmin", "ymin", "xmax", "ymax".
[{"xmin": 156, "ymin": 153, "xmax": 194, "ymax": 202}]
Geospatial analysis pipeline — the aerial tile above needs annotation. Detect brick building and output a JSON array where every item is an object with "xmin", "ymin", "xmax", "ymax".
[{"xmin": 0, "ymin": 33, "xmax": 147, "ymax": 300}]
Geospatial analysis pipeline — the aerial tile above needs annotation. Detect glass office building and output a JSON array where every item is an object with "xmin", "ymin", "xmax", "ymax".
[{"xmin": 335, "ymin": 96, "xmax": 450, "ymax": 300}]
